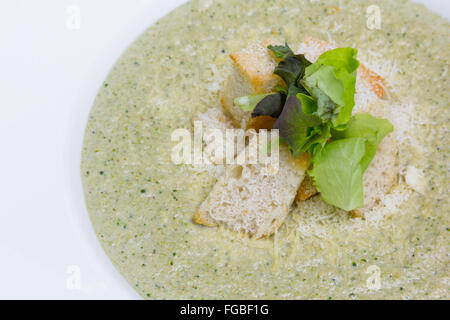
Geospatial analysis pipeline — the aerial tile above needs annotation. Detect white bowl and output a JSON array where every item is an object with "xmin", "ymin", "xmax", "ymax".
[{"xmin": 64, "ymin": 0, "xmax": 448, "ymax": 299}]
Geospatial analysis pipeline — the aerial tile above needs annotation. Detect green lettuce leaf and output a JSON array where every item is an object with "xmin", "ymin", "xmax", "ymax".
[
  {"xmin": 310, "ymin": 137, "xmax": 366, "ymax": 211},
  {"xmin": 310, "ymin": 114, "xmax": 393, "ymax": 211},
  {"xmin": 301, "ymin": 123, "xmax": 331, "ymax": 154},
  {"xmin": 331, "ymin": 113, "xmax": 394, "ymax": 171},
  {"xmin": 315, "ymin": 47, "xmax": 360, "ymax": 74},
  {"xmin": 304, "ymin": 84, "xmax": 339, "ymax": 121},
  {"xmin": 301, "ymin": 48, "xmax": 359, "ymax": 126},
  {"xmin": 297, "ymin": 92, "xmax": 317, "ymax": 114},
  {"xmin": 273, "ymin": 96, "xmax": 322, "ymax": 157}
]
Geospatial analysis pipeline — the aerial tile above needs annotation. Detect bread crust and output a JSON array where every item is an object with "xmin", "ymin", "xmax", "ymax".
[{"xmin": 193, "ymin": 209, "xmax": 217, "ymax": 227}]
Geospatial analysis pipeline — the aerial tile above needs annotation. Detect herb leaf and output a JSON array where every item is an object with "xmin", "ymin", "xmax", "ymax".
[
  {"xmin": 310, "ymin": 137, "xmax": 366, "ymax": 211},
  {"xmin": 251, "ymin": 93, "xmax": 286, "ymax": 118},
  {"xmin": 274, "ymin": 96, "xmax": 322, "ymax": 157}
]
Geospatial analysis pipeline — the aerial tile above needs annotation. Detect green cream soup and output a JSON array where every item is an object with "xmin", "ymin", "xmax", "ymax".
[{"xmin": 81, "ymin": 0, "xmax": 449, "ymax": 299}]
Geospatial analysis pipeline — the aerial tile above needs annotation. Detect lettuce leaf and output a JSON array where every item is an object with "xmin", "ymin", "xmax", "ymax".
[
  {"xmin": 310, "ymin": 137, "xmax": 366, "ymax": 211},
  {"xmin": 274, "ymin": 56, "xmax": 308, "ymax": 88},
  {"xmin": 301, "ymin": 123, "xmax": 331, "ymax": 154},
  {"xmin": 310, "ymin": 114, "xmax": 393, "ymax": 211},
  {"xmin": 268, "ymin": 44, "xmax": 311, "ymax": 93},
  {"xmin": 315, "ymin": 47, "xmax": 360, "ymax": 74},
  {"xmin": 251, "ymin": 93, "xmax": 286, "ymax": 118},
  {"xmin": 331, "ymin": 113, "xmax": 393, "ymax": 171},
  {"xmin": 274, "ymin": 96, "xmax": 322, "ymax": 157},
  {"xmin": 297, "ymin": 92, "xmax": 317, "ymax": 114},
  {"xmin": 301, "ymin": 48, "xmax": 359, "ymax": 126}
]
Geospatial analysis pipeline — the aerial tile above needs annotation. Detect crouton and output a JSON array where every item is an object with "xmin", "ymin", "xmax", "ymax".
[
  {"xmin": 220, "ymin": 39, "xmax": 282, "ymax": 127},
  {"xmin": 194, "ymin": 141, "xmax": 310, "ymax": 238}
]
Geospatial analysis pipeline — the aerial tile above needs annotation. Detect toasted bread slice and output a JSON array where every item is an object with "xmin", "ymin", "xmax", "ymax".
[
  {"xmin": 220, "ymin": 39, "xmax": 282, "ymax": 127},
  {"xmin": 194, "ymin": 139, "xmax": 310, "ymax": 238}
]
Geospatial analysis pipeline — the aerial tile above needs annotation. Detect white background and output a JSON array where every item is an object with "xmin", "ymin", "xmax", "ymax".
[{"xmin": 0, "ymin": 0, "xmax": 447, "ymax": 299}]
